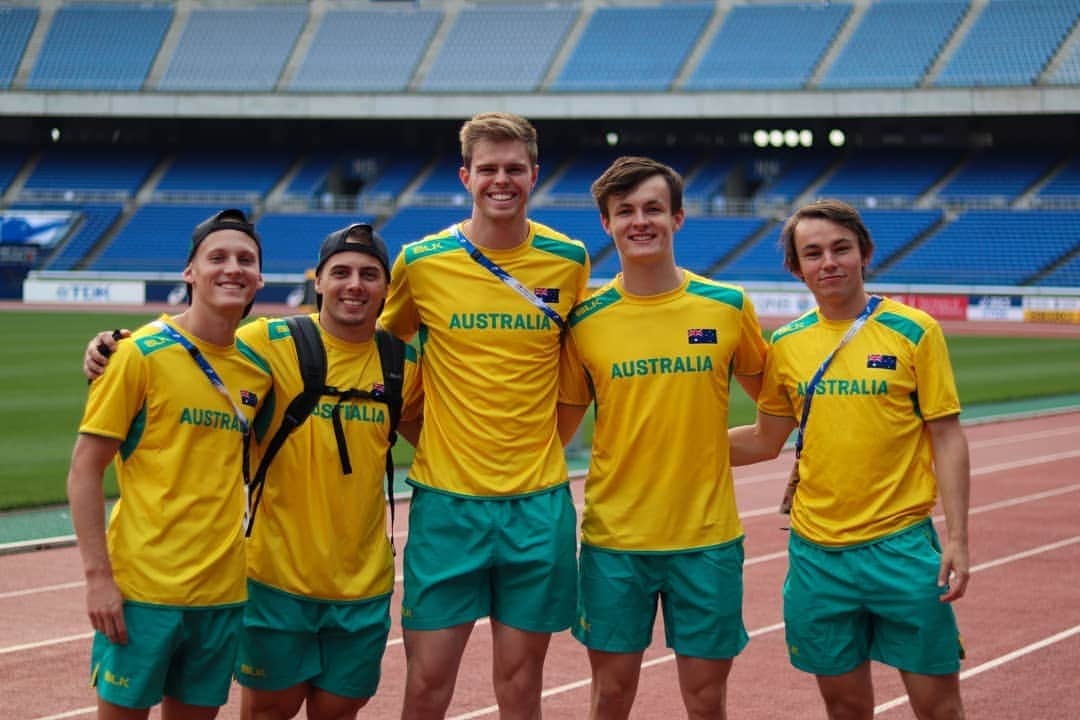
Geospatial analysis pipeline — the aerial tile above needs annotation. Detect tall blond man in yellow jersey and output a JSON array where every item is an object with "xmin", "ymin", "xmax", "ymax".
[
  {"xmin": 68, "ymin": 209, "xmax": 272, "ymax": 720},
  {"xmin": 729, "ymin": 199, "xmax": 971, "ymax": 720},
  {"xmin": 560, "ymin": 157, "xmax": 767, "ymax": 720},
  {"xmin": 379, "ymin": 112, "xmax": 590, "ymax": 719}
]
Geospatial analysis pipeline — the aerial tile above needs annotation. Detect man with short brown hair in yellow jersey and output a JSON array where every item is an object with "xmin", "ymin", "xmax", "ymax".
[
  {"xmin": 68, "ymin": 209, "xmax": 273, "ymax": 720},
  {"xmin": 381, "ymin": 111, "xmax": 590, "ymax": 719},
  {"xmin": 559, "ymin": 157, "xmax": 767, "ymax": 720},
  {"xmin": 729, "ymin": 199, "xmax": 970, "ymax": 720}
]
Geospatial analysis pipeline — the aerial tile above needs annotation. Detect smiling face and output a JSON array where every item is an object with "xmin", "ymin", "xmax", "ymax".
[
  {"xmin": 182, "ymin": 229, "xmax": 263, "ymax": 314},
  {"xmin": 790, "ymin": 216, "xmax": 872, "ymax": 319},
  {"xmin": 459, "ymin": 138, "xmax": 538, "ymax": 225},
  {"xmin": 601, "ymin": 173, "xmax": 685, "ymax": 269},
  {"xmin": 315, "ymin": 251, "xmax": 389, "ymax": 341}
]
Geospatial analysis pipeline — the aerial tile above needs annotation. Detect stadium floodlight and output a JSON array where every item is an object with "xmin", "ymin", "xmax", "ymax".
[
  {"xmin": 799, "ymin": 130, "xmax": 813, "ymax": 147},
  {"xmin": 784, "ymin": 130, "xmax": 799, "ymax": 147},
  {"xmin": 605, "ymin": 132, "xmax": 619, "ymax": 147},
  {"xmin": 769, "ymin": 130, "xmax": 784, "ymax": 147},
  {"xmin": 50, "ymin": 128, "xmax": 61, "ymax": 142},
  {"xmin": 753, "ymin": 130, "xmax": 769, "ymax": 148},
  {"xmin": 828, "ymin": 129, "xmax": 846, "ymax": 147}
]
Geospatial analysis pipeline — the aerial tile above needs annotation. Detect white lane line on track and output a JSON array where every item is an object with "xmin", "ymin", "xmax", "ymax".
[
  {"xmin": 874, "ymin": 623, "xmax": 1080, "ymax": 715},
  {"xmin": 2, "ymin": 633, "xmax": 92, "ymax": 655},
  {"xmin": 32, "ymin": 709, "xmax": 95, "ymax": 720},
  {"xmin": 0, "ymin": 580, "xmax": 84, "ymax": 600},
  {"xmin": 447, "ymin": 538, "xmax": 1080, "ymax": 719}
]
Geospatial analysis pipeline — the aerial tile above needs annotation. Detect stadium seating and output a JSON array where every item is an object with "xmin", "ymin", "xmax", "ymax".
[
  {"xmin": 29, "ymin": 203, "xmax": 124, "ymax": 271},
  {"xmin": 820, "ymin": 0, "xmax": 967, "ymax": 89},
  {"xmin": 874, "ymin": 210, "xmax": 1080, "ymax": 285},
  {"xmin": 159, "ymin": 7, "xmax": 305, "ymax": 91},
  {"xmin": 528, "ymin": 207, "xmax": 610, "ymax": 261},
  {"xmin": 685, "ymin": 3, "xmax": 851, "ymax": 90},
  {"xmin": 935, "ymin": 150, "xmax": 1058, "ymax": 202},
  {"xmin": 27, "ymin": 3, "xmax": 171, "ymax": 90},
  {"xmin": 1035, "ymin": 157, "xmax": 1080, "ymax": 201},
  {"xmin": 934, "ymin": 0, "xmax": 1080, "ymax": 87},
  {"xmin": 89, "ymin": 203, "xmax": 253, "ymax": 272},
  {"xmin": 553, "ymin": 4, "xmax": 713, "ymax": 91},
  {"xmin": 154, "ymin": 150, "xmax": 293, "ymax": 199},
  {"xmin": 544, "ymin": 150, "xmax": 695, "ymax": 205},
  {"xmin": 0, "ymin": 6, "xmax": 37, "ymax": 89},
  {"xmin": 1048, "ymin": 35, "xmax": 1080, "ymax": 84},
  {"xmin": 817, "ymin": 150, "xmax": 961, "ymax": 204},
  {"xmin": 22, "ymin": 146, "xmax": 158, "ymax": 198},
  {"xmin": 377, "ymin": 206, "xmax": 469, "ymax": 261},
  {"xmin": 258, "ymin": 212, "xmax": 376, "ymax": 275},
  {"xmin": 0, "ymin": 148, "xmax": 27, "ymax": 195},
  {"xmin": 290, "ymin": 8, "xmax": 441, "ymax": 92},
  {"xmin": 422, "ymin": 6, "xmax": 577, "ymax": 92},
  {"xmin": 1037, "ymin": 252, "xmax": 1080, "ymax": 286}
]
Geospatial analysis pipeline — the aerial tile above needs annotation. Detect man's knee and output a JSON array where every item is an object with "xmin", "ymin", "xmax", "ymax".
[{"xmin": 821, "ymin": 695, "xmax": 874, "ymax": 720}]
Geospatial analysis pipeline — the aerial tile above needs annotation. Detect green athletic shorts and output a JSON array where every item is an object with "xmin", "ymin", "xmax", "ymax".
[
  {"xmin": 573, "ymin": 540, "xmax": 749, "ymax": 659},
  {"xmin": 401, "ymin": 484, "xmax": 577, "ymax": 632},
  {"xmin": 784, "ymin": 517, "xmax": 964, "ymax": 676},
  {"xmin": 236, "ymin": 580, "xmax": 391, "ymax": 699},
  {"xmin": 90, "ymin": 601, "xmax": 242, "ymax": 709}
]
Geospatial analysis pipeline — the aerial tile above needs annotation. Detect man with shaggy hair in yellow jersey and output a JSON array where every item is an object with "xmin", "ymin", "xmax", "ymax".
[
  {"xmin": 729, "ymin": 199, "xmax": 971, "ymax": 720},
  {"xmin": 68, "ymin": 209, "xmax": 273, "ymax": 720},
  {"xmin": 559, "ymin": 157, "xmax": 767, "ymax": 720},
  {"xmin": 380, "ymin": 111, "xmax": 590, "ymax": 719},
  {"xmin": 83, "ymin": 224, "xmax": 422, "ymax": 720}
]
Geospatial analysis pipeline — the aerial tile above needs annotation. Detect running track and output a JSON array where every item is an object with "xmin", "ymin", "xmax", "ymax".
[{"xmin": 3, "ymin": 412, "xmax": 1078, "ymax": 719}]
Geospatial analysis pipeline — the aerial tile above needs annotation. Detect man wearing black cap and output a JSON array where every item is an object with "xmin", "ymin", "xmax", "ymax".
[
  {"xmin": 84, "ymin": 223, "xmax": 421, "ymax": 720},
  {"xmin": 69, "ymin": 209, "xmax": 273, "ymax": 719}
]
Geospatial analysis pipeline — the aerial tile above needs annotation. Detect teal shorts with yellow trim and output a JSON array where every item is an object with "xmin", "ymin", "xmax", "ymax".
[
  {"xmin": 90, "ymin": 601, "xmax": 241, "ymax": 709},
  {"xmin": 573, "ymin": 540, "xmax": 748, "ymax": 659},
  {"xmin": 401, "ymin": 484, "xmax": 576, "ymax": 632},
  {"xmin": 236, "ymin": 580, "xmax": 391, "ymax": 699},
  {"xmin": 784, "ymin": 517, "xmax": 964, "ymax": 676}
]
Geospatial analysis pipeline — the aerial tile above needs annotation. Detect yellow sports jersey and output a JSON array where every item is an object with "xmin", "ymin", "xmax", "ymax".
[
  {"xmin": 381, "ymin": 220, "xmax": 590, "ymax": 497},
  {"xmin": 757, "ymin": 297, "xmax": 962, "ymax": 546},
  {"xmin": 79, "ymin": 315, "xmax": 272, "ymax": 607},
  {"xmin": 241, "ymin": 315, "xmax": 420, "ymax": 601},
  {"xmin": 563, "ymin": 273, "xmax": 768, "ymax": 552}
]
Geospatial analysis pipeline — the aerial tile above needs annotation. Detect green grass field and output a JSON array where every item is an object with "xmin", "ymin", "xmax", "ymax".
[{"xmin": 2, "ymin": 309, "xmax": 1079, "ymax": 511}]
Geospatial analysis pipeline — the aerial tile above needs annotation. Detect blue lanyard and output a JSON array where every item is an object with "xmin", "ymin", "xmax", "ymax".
[
  {"xmin": 153, "ymin": 320, "xmax": 250, "ymax": 436},
  {"xmin": 794, "ymin": 295, "xmax": 882, "ymax": 459},
  {"xmin": 451, "ymin": 224, "xmax": 567, "ymax": 333}
]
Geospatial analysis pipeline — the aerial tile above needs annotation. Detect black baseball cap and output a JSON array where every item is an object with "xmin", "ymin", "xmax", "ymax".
[
  {"xmin": 185, "ymin": 208, "xmax": 262, "ymax": 316},
  {"xmin": 316, "ymin": 223, "xmax": 391, "ymax": 280}
]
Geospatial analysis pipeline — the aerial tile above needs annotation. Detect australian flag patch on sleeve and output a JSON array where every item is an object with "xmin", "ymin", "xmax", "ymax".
[
  {"xmin": 866, "ymin": 353, "xmax": 897, "ymax": 370},
  {"xmin": 688, "ymin": 328, "xmax": 718, "ymax": 344},
  {"xmin": 534, "ymin": 288, "xmax": 560, "ymax": 303}
]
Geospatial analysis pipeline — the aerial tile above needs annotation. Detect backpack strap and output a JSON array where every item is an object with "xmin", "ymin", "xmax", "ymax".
[
  {"xmin": 374, "ymin": 328, "xmax": 407, "ymax": 552},
  {"xmin": 245, "ymin": 315, "xmax": 327, "ymax": 537}
]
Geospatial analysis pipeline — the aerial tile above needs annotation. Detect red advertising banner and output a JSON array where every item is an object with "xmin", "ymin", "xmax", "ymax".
[{"xmin": 891, "ymin": 294, "xmax": 968, "ymax": 321}]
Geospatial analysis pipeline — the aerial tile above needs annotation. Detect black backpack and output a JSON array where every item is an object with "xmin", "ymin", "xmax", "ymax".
[{"xmin": 245, "ymin": 314, "xmax": 406, "ymax": 541}]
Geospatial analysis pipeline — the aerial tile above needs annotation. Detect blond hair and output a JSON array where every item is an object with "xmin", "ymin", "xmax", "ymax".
[{"xmin": 459, "ymin": 112, "xmax": 539, "ymax": 168}]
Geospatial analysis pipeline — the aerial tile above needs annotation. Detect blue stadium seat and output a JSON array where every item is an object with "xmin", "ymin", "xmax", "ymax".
[
  {"xmin": 360, "ymin": 155, "xmax": 428, "ymax": 207},
  {"xmin": 1036, "ymin": 157, "xmax": 1080, "ymax": 200},
  {"xmin": 874, "ymin": 210, "xmax": 1080, "ymax": 285},
  {"xmin": 553, "ymin": 4, "xmax": 713, "ymax": 91},
  {"xmin": 378, "ymin": 206, "xmax": 469, "ymax": 261},
  {"xmin": 90, "ymin": 204, "xmax": 252, "ymax": 272},
  {"xmin": 529, "ymin": 207, "xmax": 609, "ymax": 261},
  {"xmin": 749, "ymin": 152, "xmax": 834, "ymax": 205},
  {"xmin": 820, "ymin": 1, "xmax": 967, "ymax": 89},
  {"xmin": 1036, "ymin": 252, "xmax": 1080, "ymax": 286},
  {"xmin": 28, "ymin": 3, "xmax": 171, "ymax": 90},
  {"xmin": 24, "ymin": 203, "xmax": 125, "ymax": 271},
  {"xmin": 1049, "ymin": 34, "xmax": 1080, "ymax": 84},
  {"xmin": 0, "ymin": 148, "xmax": 27, "ymax": 195},
  {"xmin": 715, "ymin": 226, "xmax": 790, "ymax": 283},
  {"xmin": 0, "ymin": 6, "xmax": 37, "ymax": 89},
  {"xmin": 686, "ymin": 3, "xmax": 851, "ymax": 90},
  {"xmin": 258, "ymin": 212, "xmax": 375, "ymax": 275},
  {"xmin": 934, "ymin": 0, "xmax": 1080, "ymax": 87},
  {"xmin": 159, "ymin": 8, "xmax": 305, "ymax": 91},
  {"xmin": 290, "ymin": 8, "xmax": 441, "ymax": 92},
  {"xmin": 936, "ymin": 151, "xmax": 1058, "ymax": 202},
  {"xmin": 545, "ymin": 150, "xmax": 695, "ymax": 204},
  {"xmin": 817, "ymin": 150, "xmax": 960, "ymax": 203},
  {"xmin": 422, "ymin": 6, "xmax": 577, "ymax": 91},
  {"xmin": 23, "ymin": 147, "xmax": 158, "ymax": 198},
  {"xmin": 155, "ymin": 150, "xmax": 293, "ymax": 198}
]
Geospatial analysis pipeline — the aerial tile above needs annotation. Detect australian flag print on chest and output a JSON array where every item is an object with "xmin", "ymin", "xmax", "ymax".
[
  {"xmin": 688, "ymin": 328, "xmax": 718, "ymax": 344},
  {"xmin": 867, "ymin": 353, "xmax": 897, "ymax": 370},
  {"xmin": 534, "ymin": 288, "xmax": 560, "ymax": 303}
]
